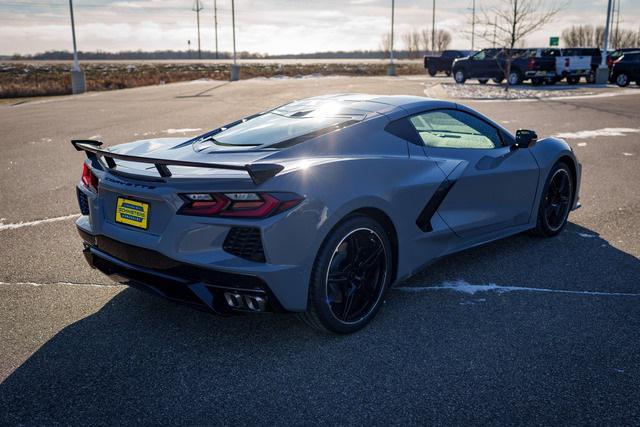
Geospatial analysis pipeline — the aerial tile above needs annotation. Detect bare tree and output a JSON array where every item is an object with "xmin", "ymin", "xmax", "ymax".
[
  {"xmin": 562, "ymin": 24, "xmax": 611, "ymax": 48},
  {"xmin": 379, "ymin": 32, "xmax": 391, "ymax": 57},
  {"xmin": 475, "ymin": 0, "xmax": 567, "ymax": 89},
  {"xmin": 612, "ymin": 28, "xmax": 639, "ymax": 49},
  {"xmin": 420, "ymin": 29, "xmax": 430, "ymax": 53},
  {"xmin": 433, "ymin": 29, "xmax": 452, "ymax": 51}
]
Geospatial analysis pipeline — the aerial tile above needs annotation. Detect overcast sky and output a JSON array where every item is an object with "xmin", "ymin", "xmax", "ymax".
[{"xmin": 0, "ymin": 0, "xmax": 638, "ymax": 55}]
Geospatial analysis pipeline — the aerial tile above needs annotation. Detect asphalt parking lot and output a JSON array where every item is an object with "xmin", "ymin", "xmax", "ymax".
[{"xmin": 1, "ymin": 75, "xmax": 639, "ymax": 424}]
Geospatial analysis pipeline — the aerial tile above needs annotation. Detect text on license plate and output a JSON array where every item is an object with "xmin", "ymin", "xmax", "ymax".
[{"xmin": 115, "ymin": 197, "xmax": 149, "ymax": 229}]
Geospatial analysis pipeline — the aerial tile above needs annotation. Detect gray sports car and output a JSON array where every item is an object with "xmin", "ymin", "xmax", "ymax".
[{"xmin": 73, "ymin": 94, "xmax": 581, "ymax": 333}]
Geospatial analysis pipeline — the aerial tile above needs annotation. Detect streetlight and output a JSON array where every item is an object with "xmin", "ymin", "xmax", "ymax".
[
  {"xmin": 68, "ymin": 0, "xmax": 85, "ymax": 94},
  {"xmin": 387, "ymin": 0, "xmax": 396, "ymax": 76},
  {"xmin": 595, "ymin": 0, "xmax": 613, "ymax": 84},
  {"xmin": 192, "ymin": 0, "xmax": 203, "ymax": 60},
  {"xmin": 230, "ymin": 0, "xmax": 240, "ymax": 80}
]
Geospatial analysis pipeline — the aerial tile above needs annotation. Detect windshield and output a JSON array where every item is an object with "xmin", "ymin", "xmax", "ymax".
[{"xmin": 212, "ymin": 112, "xmax": 358, "ymax": 147}]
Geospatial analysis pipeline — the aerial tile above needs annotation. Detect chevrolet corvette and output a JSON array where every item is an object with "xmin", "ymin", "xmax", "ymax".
[{"xmin": 73, "ymin": 94, "xmax": 581, "ymax": 333}]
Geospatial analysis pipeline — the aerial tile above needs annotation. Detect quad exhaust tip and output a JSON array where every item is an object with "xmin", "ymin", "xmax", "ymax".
[{"xmin": 224, "ymin": 292, "xmax": 266, "ymax": 312}]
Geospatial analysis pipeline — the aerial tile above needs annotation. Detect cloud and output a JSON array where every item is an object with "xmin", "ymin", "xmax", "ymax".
[{"xmin": 0, "ymin": 0, "xmax": 638, "ymax": 55}]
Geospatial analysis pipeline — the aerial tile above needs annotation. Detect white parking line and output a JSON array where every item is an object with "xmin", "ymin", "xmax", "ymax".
[
  {"xmin": 0, "ymin": 214, "xmax": 80, "ymax": 231},
  {"xmin": 395, "ymin": 280, "xmax": 640, "ymax": 297},
  {"xmin": 0, "ymin": 281, "xmax": 122, "ymax": 288}
]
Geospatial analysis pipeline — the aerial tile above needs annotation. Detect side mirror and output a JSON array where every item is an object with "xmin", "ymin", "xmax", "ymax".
[{"xmin": 514, "ymin": 129, "xmax": 538, "ymax": 149}]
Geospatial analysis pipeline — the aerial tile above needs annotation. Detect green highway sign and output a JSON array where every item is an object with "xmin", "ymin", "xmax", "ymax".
[{"xmin": 549, "ymin": 36, "xmax": 559, "ymax": 47}]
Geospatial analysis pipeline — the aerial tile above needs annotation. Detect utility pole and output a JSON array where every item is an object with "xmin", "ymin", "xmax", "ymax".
[
  {"xmin": 614, "ymin": 0, "xmax": 621, "ymax": 49},
  {"xmin": 492, "ymin": 15, "xmax": 497, "ymax": 48},
  {"xmin": 230, "ymin": 0, "xmax": 239, "ymax": 80},
  {"xmin": 431, "ymin": 0, "xmax": 436, "ymax": 52},
  {"xmin": 214, "ymin": 0, "xmax": 219, "ymax": 59},
  {"xmin": 388, "ymin": 0, "xmax": 396, "ymax": 76},
  {"xmin": 68, "ymin": 0, "xmax": 85, "ymax": 94},
  {"xmin": 471, "ymin": 0, "xmax": 476, "ymax": 50},
  {"xmin": 192, "ymin": 0, "xmax": 203, "ymax": 59},
  {"xmin": 596, "ymin": 0, "xmax": 613, "ymax": 83}
]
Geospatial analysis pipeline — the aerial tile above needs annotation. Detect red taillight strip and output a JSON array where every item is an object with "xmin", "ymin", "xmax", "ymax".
[{"xmin": 178, "ymin": 192, "xmax": 303, "ymax": 218}]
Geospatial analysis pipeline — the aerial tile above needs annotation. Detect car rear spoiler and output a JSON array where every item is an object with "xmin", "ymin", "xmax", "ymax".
[{"xmin": 71, "ymin": 140, "xmax": 284, "ymax": 185}]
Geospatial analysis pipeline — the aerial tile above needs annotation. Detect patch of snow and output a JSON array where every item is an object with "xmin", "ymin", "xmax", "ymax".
[
  {"xmin": 554, "ymin": 127, "xmax": 640, "ymax": 139},
  {"xmin": 622, "ymin": 152, "xmax": 633, "ymax": 156},
  {"xmin": 577, "ymin": 232, "xmax": 597, "ymax": 238},
  {"xmin": 577, "ymin": 142, "xmax": 587, "ymax": 147},
  {"xmin": 395, "ymin": 279, "xmax": 640, "ymax": 297},
  {"xmin": 89, "ymin": 134, "xmax": 101, "ymax": 140},
  {"xmin": 0, "ymin": 214, "xmax": 79, "ymax": 231},
  {"xmin": 163, "ymin": 128, "xmax": 202, "ymax": 134}
]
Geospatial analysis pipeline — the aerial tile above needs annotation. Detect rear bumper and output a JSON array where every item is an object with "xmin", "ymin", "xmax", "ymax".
[{"xmin": 78, "ymin": 227, "xmax": 285, "ymax": 315}]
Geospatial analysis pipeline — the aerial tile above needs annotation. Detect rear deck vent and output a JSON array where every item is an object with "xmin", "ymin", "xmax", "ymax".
[
  {"xmin": 77, "ymin": 188, "xmax": 90, "ymax": 215},
  {"xmin": 223, "ymin": 227, "xmax": 266, "ymax": 263}
]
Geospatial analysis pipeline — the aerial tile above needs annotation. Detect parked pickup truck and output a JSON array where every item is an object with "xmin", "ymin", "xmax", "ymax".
[
  {"xmin": 423, "ymin": 50, "xmax": 476, "ymax": 76},
  {"xmin": 556, "ymin": 48, "xmax": 601, "ymax": 84},
  {"xmin": 451, "ymin": 48, "xmax": 557, "ymax": 85}
]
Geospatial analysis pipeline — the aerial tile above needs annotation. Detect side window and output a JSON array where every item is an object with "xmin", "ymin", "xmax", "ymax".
[
  {"xmin": 472, "ymin": 51, "xmax": 486, "ymax": 60},
  {"xmin": 408, "ymin": 110, "xmax": 502, "ymax": 149}
]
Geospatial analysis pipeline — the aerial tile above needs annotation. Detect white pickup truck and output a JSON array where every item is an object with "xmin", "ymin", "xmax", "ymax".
[{"xmin": 556, "ymin": 48, "xmax": 601, "ymax": 84}]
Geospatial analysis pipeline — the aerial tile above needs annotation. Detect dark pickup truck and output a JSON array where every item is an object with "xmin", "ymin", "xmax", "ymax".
[
  {"xmin": 423, "ymin": 50, "xmax": 476, "ymax": 76},
  {"xmin": 451, "ymin": 48, "xmax": 558, "ymax": 85}
]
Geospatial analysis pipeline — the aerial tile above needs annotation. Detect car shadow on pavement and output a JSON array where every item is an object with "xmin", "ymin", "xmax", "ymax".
[{"xmin": 1, "ymin": 222, "xmax": 639, "ymax": 424}]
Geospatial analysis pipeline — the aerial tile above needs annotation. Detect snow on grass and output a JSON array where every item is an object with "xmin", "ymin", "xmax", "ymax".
[
  {"xmin": 623, "ymin": 152, "xmax": 634, "ymax": 156},
  {"xmin": 395, "ymin": 279, "xmax": 640, "ymax": 297},
  {"xmin": 577, "ymin": 142, "xmax": 587, "ymax": 147},
  {"xmin": 554, "ymin": 128, "xmax": 640, "ymax": 139}
]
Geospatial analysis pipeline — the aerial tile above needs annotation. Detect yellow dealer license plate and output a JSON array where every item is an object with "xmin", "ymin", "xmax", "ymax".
[{"xmin": 115, "ymin": 197, "xmax": 149, "ymax": 230}]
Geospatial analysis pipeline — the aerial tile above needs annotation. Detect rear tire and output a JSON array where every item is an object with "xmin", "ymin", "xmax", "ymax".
[
  {"xmin": 478, "ymin": 78, "xmax": 488, "ymax": 85},
  {"xmin": 532, "ymin": 162, "xmax": 574, "ymax": 238},
  {"xmin": 428, "ymin": 67, "xmax": 437, "ymax": 77},
  {"xmin": 299, "ymin": 216, "xmax": 392, "ymax": 334},
  {"xmin": 615, "ymin": 73, "xmax": 630, "ymax": 87},
  {"xmin": 567, "ymin": 76, "xmax": 580, "ymax": 85},
  {"xmin": 531, "ymin": 77, "xmax": 544, "ymax": 86},
  {"xmin": 454, "ymin": 69, "xmax": 466, "ymax": 84},
  {"xmin": 508, "ymin": 70, "xmax": 523, "ymax": 85}
]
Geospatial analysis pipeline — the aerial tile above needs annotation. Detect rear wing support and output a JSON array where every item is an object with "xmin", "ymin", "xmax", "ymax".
[{"xmin": 71, "ymin": 140, "xmax": 283, "ymax": 185}]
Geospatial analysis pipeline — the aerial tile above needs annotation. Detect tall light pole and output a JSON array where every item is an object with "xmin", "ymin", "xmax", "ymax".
[
  {"xmin": 68, "ymin": 0, "xmax": 85, "ymax": 94},
  {"xmin": 431, "ymin": 0, "xmax": 436, "ymax": 52},
  {"xmin": 388, "ymin": 0, "xmax": 396, "ymax": 76},
  {"xmin": 471, "ymin": 0, "xmax": 476, "ymax": 50},
  {"xmin": 596, "ymin": 0, "xmax": 614, "ymax": 83},
  {"xmin": 213, "ymin": 0, "xmax": 219, "ymax": 59},
  {"xmin": 192, "ymin": 0, "xmax": 203, "ymax": 60},
  {"xmin": 230, "ymin": 0, "xmax": 240, "ymax": 80}
]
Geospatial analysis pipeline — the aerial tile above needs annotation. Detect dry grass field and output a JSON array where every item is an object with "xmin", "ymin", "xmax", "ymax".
[{"xmin": 0, "ymin": 61, "xmax": 424, "ymax": 98}]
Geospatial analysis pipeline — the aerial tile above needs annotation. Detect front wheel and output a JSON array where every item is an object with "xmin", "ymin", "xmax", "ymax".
[
  {"xmin": 454, "ymin": 69, "xmax": 466, "ymax": 84},
  {"xmin": 532, "ymin": 162, "xmax": 574, "ymax": 237},
  {"xmin": 428, "ymin": 67, "xmax": 437, "ymax": 77},
  {"xmin": 507, "ymin": 70, "xmax": 523, "ymax": 85},
  {"xmin": 478, "ymin": 78, "xmax": 488, "ymax": 85},
  {"xmin": 300, "ymin": 216, "xmax": 392, "ymax": 334},
  {"xmin": 615, "ymin": 73, "xmax": 630, "ymax": 87}
]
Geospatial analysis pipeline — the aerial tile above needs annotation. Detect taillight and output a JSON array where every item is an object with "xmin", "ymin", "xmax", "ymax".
[
  {"xmin": 81, "ymin": 163, "xmax": 99, "ymax": 192},
  {"xmin": 178, "ymin": 192, "xmax": 303, "ymax": 218},
  {"xmin": 607, "ymin": 57, "xmax": 613, "ymax": 67},
  {"xmin": 527, "ymin": 58, "xmax": 536, "ymax": 70}
]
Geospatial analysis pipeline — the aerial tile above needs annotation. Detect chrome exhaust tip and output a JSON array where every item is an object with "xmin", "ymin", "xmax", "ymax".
[
  {"xmin": 244, "ymin": 295, "xmax": 266, "ymax": 312},
  {"xmin": 224, "ymin": 292, "xmax": 244, "ymax": 308}
]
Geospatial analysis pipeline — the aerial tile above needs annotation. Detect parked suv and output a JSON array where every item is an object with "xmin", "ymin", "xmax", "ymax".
[
  {"xmin": 610, "ymin": 51, "xmax": 640, "ymax": 87},
  {"xmin": 423, "ymin": 50, "xmax": 476, "ymax": 76},
  {"xmin": 451, "ymin": 48, "xmax": 556, "ymax": 85}
]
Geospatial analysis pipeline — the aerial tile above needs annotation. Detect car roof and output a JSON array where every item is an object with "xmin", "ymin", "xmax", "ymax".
[{"xmin": 285, "ymin": 93, "xmax": 456, "ymax": 116}]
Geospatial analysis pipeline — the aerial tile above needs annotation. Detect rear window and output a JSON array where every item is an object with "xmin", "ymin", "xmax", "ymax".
[{"xmin": 212, "ymin": 110, "xmax": 360, "ymax": 147}]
